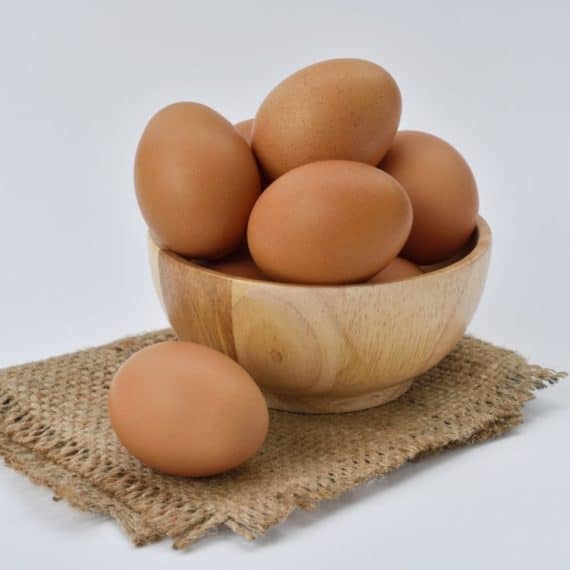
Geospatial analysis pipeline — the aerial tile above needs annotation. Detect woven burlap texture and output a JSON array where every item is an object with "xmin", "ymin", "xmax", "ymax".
[{"xmin": 0, "ymin": 330, "xmax": 564, "ymax": 549}]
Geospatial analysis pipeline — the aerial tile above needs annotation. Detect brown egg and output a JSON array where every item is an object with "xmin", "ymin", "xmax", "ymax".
[
  {"xmin": 247, "ymin": 160, "xmax": 412, "ymax": 284},
  {"xmin": 419, "ymin": 237, "xmax": 476, "ymax": 273},
  {"xmin": 252, "ymin": 58, "xmax": 402, "ymax": 181},
  {"xmin": 234, "ymin": 119, "xmax": 254, "ymax": 144},
  {"xmin": 380, "ymin": 131, "xmax": 479, "ymax": 264},
  {"xmin": 135, "ymin": 103, "xmax": 262, "ymax": 259},
  {"xmin": 208, "ymin": 250, "xmax": 268, "ymax": 280},
  {"xmin": 234, "ymin": 118, "xmax": 269, "ymax": 189},
  {"xmin": 108, "ymin": 341, "xmax": 269, "ymax": 477},
  {"xmin": 368, "ymin": 257, "xmax": 423, "ymax": 284}
]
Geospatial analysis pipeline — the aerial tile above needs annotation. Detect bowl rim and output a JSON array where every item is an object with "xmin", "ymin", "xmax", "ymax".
[{"xmin": 151, "ymin": 216, "xmax": 491, "ymax": 290}]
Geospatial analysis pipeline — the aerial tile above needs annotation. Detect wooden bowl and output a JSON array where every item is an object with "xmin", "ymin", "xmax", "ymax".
[{"xmin": 149, "ymin": 217, "xmax": 491, "ymax": 413}]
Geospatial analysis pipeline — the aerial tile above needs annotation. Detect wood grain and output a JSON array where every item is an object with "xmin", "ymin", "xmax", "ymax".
[{"xmin": 149, "ymin": 217, "xmax": 491, "ymax": 413}]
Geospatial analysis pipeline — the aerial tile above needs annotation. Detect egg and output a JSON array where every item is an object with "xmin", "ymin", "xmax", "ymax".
[
  {"xmin": 368, "ymin": 257, "xmax": 423, "ymax": 284},
  {"xmin": 108, "ymin": 341, "xmax": 269, "ymax": 477},
  {"xmin": 252, "ymin": 58, "xmax": 402, "ymax": 181},
  {"xmin": 208, "ymin": 250, "xmax": 268, "ymax": 280},
  {"xmin": 135, "ymin": 102, "xmax": 262, "ymax": 259},
  {"xmin": 379, "ymin": 131, "xmax": 479, "ymax": 264},
  {"xmin": 234, "ymin": 118, "xmax": 270, "ymax": 189},
  {"xmin": 247, "ymin": 160, "xmax": 412, "ymax": 284},
  {"xmin": 234, "ymin": 119, "xmax": 254, "ymax": 144}
]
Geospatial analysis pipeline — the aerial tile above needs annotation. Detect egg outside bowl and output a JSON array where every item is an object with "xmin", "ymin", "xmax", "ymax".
[{"xmin": 148, "ymin": 217, "xmax": 491, "ymax": 414}]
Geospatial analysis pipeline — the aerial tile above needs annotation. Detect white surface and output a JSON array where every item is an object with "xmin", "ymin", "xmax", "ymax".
[{"xmin": 0, "ymin": 1, "xmax": 569, "ymax": 568}]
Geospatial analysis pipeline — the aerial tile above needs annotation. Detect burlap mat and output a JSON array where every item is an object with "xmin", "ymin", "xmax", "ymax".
[{"xmin": 0, "ymin": 330, "xmax": 564, "ymax": 549}]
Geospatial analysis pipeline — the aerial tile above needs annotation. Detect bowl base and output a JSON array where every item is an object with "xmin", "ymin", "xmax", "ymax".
[{"xmin": 263, "ymin": 380, "xmax": 413, "ymax": 414}]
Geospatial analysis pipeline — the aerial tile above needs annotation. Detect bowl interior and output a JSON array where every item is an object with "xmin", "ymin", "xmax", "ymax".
[{"xmin": 161, "ymin": 216, "xmax": 490, "ymax": 290}]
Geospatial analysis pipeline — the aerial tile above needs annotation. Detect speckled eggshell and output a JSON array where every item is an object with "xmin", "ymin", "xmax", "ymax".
[
  {"xmin": 252, "ymin": 59, "xmax": 402, "ymax": 181},
  {"xmin": 368, "ymin": 257, "xmax": 423, "ymax": 284},
  {"xmin": 380, "ymin": 131, "xmax": 479, "ymax": 264},
  {"xmin": 247, "ymin": 160, "xmax": 412, "ymax": 284},
  {"xmin": 108, "ymin": 341, "xmax": 269, "ymax": 477},
  {"xmin": 135, "ymin": 103, "xmax": 262, "ymax": 259}
]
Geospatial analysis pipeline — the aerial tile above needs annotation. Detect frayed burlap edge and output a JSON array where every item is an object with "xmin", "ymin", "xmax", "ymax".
[
  {"xmin": 0, "ymin": 332, "xmax": 565, "ymax": 549},
  {"xmin": 0, "ymin": 405, "xmax": 535, "ymax": 548}
]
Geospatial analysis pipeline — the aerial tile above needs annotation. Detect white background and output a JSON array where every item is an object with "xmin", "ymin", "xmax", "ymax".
[{"xmin": 1, "ymin": 1, "xmax": 569, "ymax": 568}]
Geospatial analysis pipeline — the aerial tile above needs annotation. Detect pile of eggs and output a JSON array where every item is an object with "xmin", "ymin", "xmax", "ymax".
[
  {"xmin": 109, "ymin": 58, "xmax": 480, "ymax": 478},
  {"xmin": 135, "ymin": 58, "xmax": 479, "ymax": 285}
]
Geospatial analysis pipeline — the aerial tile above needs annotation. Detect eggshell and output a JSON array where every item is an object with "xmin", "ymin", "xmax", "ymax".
[
  {"xmin": 108, "ymin": 341, "xmax": 269, "ymax": 477},
  {"xmin": 234, "ymin": 119, "xmax": 269, "ymax": 189},
  {"xmin": 234, "ymin": 119, "xmax": 254, "ymax": 144},
  {"xmin": 380, "ymin": 131, "xmax": 479, "ymax": 264},
  {"xmin": 368, "ymin": 257, "xmax": 423, "ymax": 284},
  {"xmin": 247, "ymin": 160, "xmax": 412, "ymax": 284},
  {"xmin": 208, "ymin": 250, "xmax": 268, "ymax": 280},
  {"xmin": 252, "ymin": 58, "xmax": 402, "ymax": 181},
  {"xmin": 135, "ymin": 103, "xmax": 262, "ymax": 259}
]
